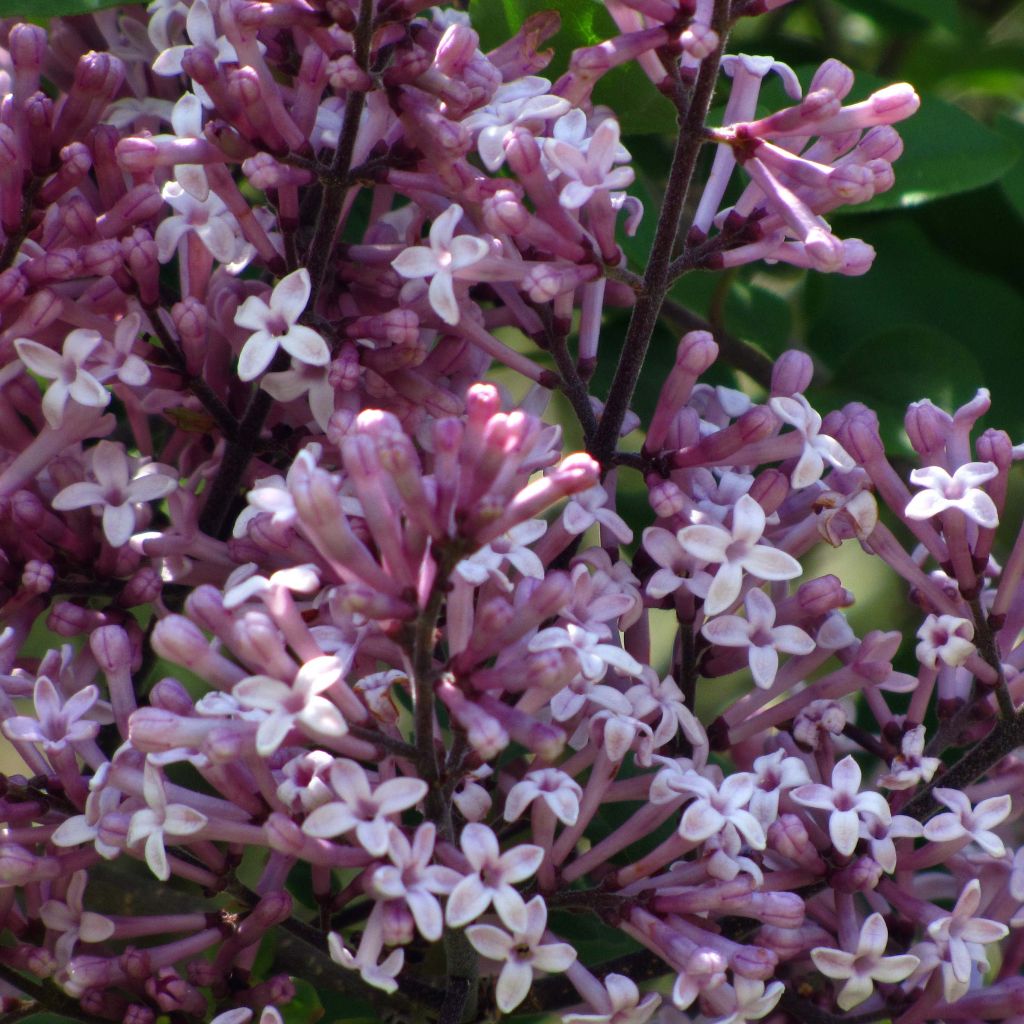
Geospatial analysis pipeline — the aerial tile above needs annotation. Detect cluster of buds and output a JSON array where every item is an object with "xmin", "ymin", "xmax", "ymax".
[{"xmin": 5, "ymin": 2, "xmax": 1023, "ymax": 1024}]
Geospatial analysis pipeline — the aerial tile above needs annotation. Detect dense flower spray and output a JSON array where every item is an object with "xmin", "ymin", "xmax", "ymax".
[{"xmin": 3, "ymin": 3, "xmax": 1022, "ymax": 1024}]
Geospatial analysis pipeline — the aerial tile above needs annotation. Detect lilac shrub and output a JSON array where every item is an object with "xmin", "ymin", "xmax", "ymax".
[{"xmin": 4, "ymin": 2, "xmax": 1024, "ymax": 1023}]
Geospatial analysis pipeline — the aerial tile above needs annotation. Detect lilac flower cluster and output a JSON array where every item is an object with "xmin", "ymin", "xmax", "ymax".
[{"xmin": 4, "ymin": 2, "xmax": 1021, "ymax": 1024}]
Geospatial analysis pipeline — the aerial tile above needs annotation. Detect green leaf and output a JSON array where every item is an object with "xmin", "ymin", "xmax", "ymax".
[
  {"xmin": 836, "ymin": 0, "xmax": 961, "ymax": 32},
  {"xmin": 995, "ymin": 116, "xmax": 1024, "ymax": 224},
  {"xmin": 0, "ymin": 0, "xmax": 143, "ymax": 17}
]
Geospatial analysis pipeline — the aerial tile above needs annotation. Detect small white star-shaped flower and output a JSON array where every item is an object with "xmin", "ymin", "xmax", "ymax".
[
  {"xmin": 529, "ymin": 623, "xmax": 643, "ymax": 683},
  {"xmin": 234, "ymin": 268, "xmax": 329, "ymax": 381},
  {"xmin": 52, "ymin": 441, "xmax": 178, "ymax": 547},
  {"xmin": 709, "ymin": 977, "xmax": 785, "ymax": 1024},
  {"xmin": 811, "ymin": 913, "xmax": 918, "ymax": 1010},
  {"xmin": 791, "ymin": 755, "xmax": 891, "ymax": 856},
  {"xmin": 922, "ymin": 788, "xmax": 1011, "ymax": 858},
  {"xmin": 504, "ymin": 768, "xmax": 583, "ymax": 826},
  {"xmin": 878, "ymin": 725, "xmax": 942, "ymax": 790},
  {"xmin": 915, "ymin": 614, "xmax": 976, "ymax": 669},
  {"xmin": 466, "ymin": 895, "xmax": 576, "ymax": 1012},
  {"xmin": 455, "ymin": 519, "xmax": 546, "ymax": 589},
  {"xmin": 15, "ymin": 330, "xmax": 110, "ymax": 428},
  {"xmin": 677, "ymin": 494, "xmax": 801, "ymax": 616},
  {"xmin": 391, "ymin": 204, "xmax": 489, "ymax": 325},
  {"xmin": 561, "ymin": 973, "xmax": 661, "ymax": 1024},
  {"xmin": 701, "ymin": 587, "xmax": 815, "ymax": 688},
  {"xmin": 769, "ymin": 393, "xmax": 855, "ymax": 488},
  {"xmin": 127, "ymin": 761, "xmax": 208, "ymax": 881},
  {"xmin": 39, "ymin": 871, "xmax": 115, "ymax": 966},
  {"xmin": 905, "ymin": 462, "xmax": 999, "ymax": 529},
  {"xmin": 155, "ymin": 180, "xmax": 248, "ymax": 265},
  {"xmin": 544, "ymin": 118, "xmax": 634, "ymax": 210}
]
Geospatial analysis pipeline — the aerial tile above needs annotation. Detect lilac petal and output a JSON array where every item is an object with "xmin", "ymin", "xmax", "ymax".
[
  {"xmin": 127, "ymin": 472, "xmax": 178, "ymax": 502},
  {"xmin": 406, "ymin": 889, "xmax": 443, "ymax": 941},
  {"xmin": 957, "ymin": 489, "xmax": 998, "ymax": 528},
  {"xmin": 832, "ymin": 755, "xmax": 862, "ymax": 793},
  {"xmin": 496, "ymin": 960, "xmax": 534, "ymax": 1013},
  {"xmin": 643, "ymin": 527, "xmax": 683, "ymax": 567},
  {"xmin": 829, "ymin": 808, "xmax": 860, "ymax": 856},
  {"xmin": 237, "ymin": 332, "xmax": 279, "ymax": 381},
  {"xmin": 772, "ymin": 625, "xmax": 815, "ymax": 655},
  {"xmin": 355, "ymin": 818, "xmax": 390, "ymax": 857},
  {"xmin": 271, "ymin": 269, "xmax": 312, "ymax": 324},
  {"xmin": 704, "ymin": 561, "xmax": 743, "ymax": 616},
  {"xmin": 493, "ymin": 886, "xmax": 529, "ymax": 932},
  {"xmin": 234, "ymin": 294, "xmax": 274, "ymax": 333},
  {"xmin": 859, "ymin": 913, "xmax": 889, "ymax": 957},
  {"xmin": 154, "ymin": 217, "xmax": 190, "ymax": 262},
  {"xmin": 905, "ymin": 490, "xmax": 945, "ymax": 521},
  {"xmin": 391, "ymin": 246, "xmax": 439, "ymax": 279},
  {"xmin": 62, "ymin": 685, "xmax": 99, "ymax": 725},
  {"xmin": 68, "ymin": 372, "xmax": 110, "ymax": 411},
  {"xmin": 374, "ymin": 777, "xmax": 429, "ymax": 816},
  {"xmin": 837, "ymin": 975, "xmax": 873, "ymax": 1011},
  {"xmin": 428, "ymin": 270, "xmax": 460, "ymax": 325},
  {"xmin": 748, "ymin": 645, "xmax": 779, "ymax": 688},
  {"xmin": 164, "ymin": 804, "xmax": 208, "ymax": 835},
  {"xmin": 92, "ymin": 442, "xmax": 130, "ymax": 491},
  {"xmin": 302, "ymin": 802, "xmax": 359, "ymax": 839},
  {"xmin": 960, "ymin": 919, "xmax": 1008, "ymax": 944},
  {"xmin": 15, "ymin": 338, "xmax": 63, "ymax": 377},
  {"xmin": 531, "ymin": 941, "xmax": 576, "ymax": 973},
  {"xmin": 559, "ymin": 181, "xmax": 596, "ymax": 210},
  {"xmin": 702, "ymin": 615, "xmax": 751, "ymax": 647},
  {"xmin": 731, "ymin": 494, "xmax": 767, "ymax": 544},
  {"xmin": 40, "ymin": 899, "xmax": 77, "ymax": 931},
  {"xmin": 741, "ymin": 545, "xmax": 801, "ymax": 581},
  {"xmin": 477, "ymin": 127, "xmax": 509, "ymax": 171},
  {"xmin": 429, "ymin": 204, "xmax": 463, "ymax": 249},
  {"xmin": 676, "ymin": 523, "xmax": 730, "ymax": 563},
  {"xmin": 462, "ymin": 823, "xmax": 500, "ymax": 866},
  {"xmin": 922, "ymin": 814, "xmax": 964, "ymax": 843},
  {"xmin": 64, "ymin": 329, "xmax": 103, "ymax": 365},
  {"xmin": 52, "ymin": 481, "xmax": 106, "ymax": 511},
  {"xmin": 281, "ymin": 325, "xmax": 329, "ymax": 367},
  {"xmin": 448, "ymin": 235, "xmax": 489, "ymax": 270},
  {"xmin": 256, "ymin": 711, "xmax": 294, "ymax": 756},
  {"xmin": 145, "ymin": 832, "xmax": 170, "ymax": 881},
  {"xmin": 679, "ymin": 801, "xmax": 725, "ymax": 842},
  {"xmin": 872, "ymin": 954, "xmax": 919, "ymax": 983},
  {"xmin": 501, "ymin": 844, "xmax": 544, "ymax": 883},
  {"xmin": 446, "ymin": 876, "xmax": 491, "ymax": 928},
  {"xmin": 197, "ymin": 218, "xmax": 239, "ymax": 263},
  {"xmin": 810, "ymin": 947, "xmax": 855, "ymax": 977}
]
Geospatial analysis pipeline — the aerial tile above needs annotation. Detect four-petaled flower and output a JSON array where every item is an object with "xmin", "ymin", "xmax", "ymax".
[
  {"xmin": 915, "ymin": 614, "xmax": 976, "ymax": 669},
  {"xmin": 922, "ymin": 788, "xmax": 1011, "ymax": 858},
  {"xmin": 15, "ymin": 330, "xmax": 110, "ymax": 428},
  {"xmin": 925, "ymin": 879, "xmax": 1008, "ymax": 1002},
  {"xmin": 234, "ymin": 268, "xmax": 329, "ymax": 381},
  {"xmin": 701, "ymin": 587, "xmax": 815, "ymax": 688},
  {"xmin": 503, "ymin": 769, "xmax": 583, "ymax": 826},
  {"xmin": 811, "ymin": 913, "xmax": 919, "ymax": 1010},
  {"xmin": 791, "ymin": 755, "xmax": 891, "ymax": 856},
  {"xmin": 561, "ymin": 973, "xmax": 661, "ymax": 1024},
  {"xmin": 39, "ymin": 871, "xmax": 115, "ymax": 966},
  {"xmin": 2, "ymin": 676, "xmax": 102, "ymax": 753},
  {"xmin": 233, "ymin": 655, "xmax": 349, "ymax": 756},
  {"xmin": 52, "ymin": 441, "xmax": 178, "ymax": 547},
  {"xmin": 677, "ymin": 494, "xmax": 802, "ymax": 616},
  {"xmin": 301, "ymin": 759, "xmax": 427, "ymax": 857},
  {"xmin": 391, "ymin": 204, "xmax": 490, "ymax": 325},
  {"xmin": 446, "ymin": 824, "xmax": 543, "ymax": 931},
  {"xmin": 905, "ymin": 462, "xmax": 999, "ymax": 529},
  {"xmin": 544, "ymin": 118, "xmax": 634, "ymax": 210},
  {"xmin": 672, "ymin": 770, "xmax": 766, "ymax": 849},
  {"xmin": 466, "ymin": 895, "xmax": 576, "ymax": 1012},
  {"xmin": 127, "ymin": 761, "xmax": 208, "ymax": 881},
  {"xmin": 529, "ymin": 623, "xmax": 643, "ymax": 683},
  {"xmin": 769, "ymin": 394, "xmax": 855, "ymax": 488}
]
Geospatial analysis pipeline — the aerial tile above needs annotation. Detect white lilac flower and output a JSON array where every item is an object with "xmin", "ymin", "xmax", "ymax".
[
  {"xmin": 791, "ymin": 755, "xmax": 891, "ymax": 856},
  {"xmin": 276, "ymin": 750, "xmax": 335, "ymax": 812},
  {"xmin": 233, "ymin": 655, "xmax": 349, "ymax": 756},
  {"xmin": 234, "ymin": 268, "xmax": 329, "ymax": 382},
  {"xmin": 2, "ymin": 676, "xmax": 101, "ymax": 753},
  {"xmin": 149, "ymin": 92, "xmax": 209, "ymax": 199},
  {"xmin": 905, "ymin": 462, "xmax": 999, "ymax": 529},
  {"xmin": 561, "ymin": 973, "xmax": 661, "ymax": 1024},
  {"xmin": 672, "ymin": 770, "xmax": 766, "ymax": 849},
  {"xmin": 301, "ymin": 759, "xmax": 428, "ymax": 857},
  {"xmin": 709, "ymin": 977, "xmax": 785, "ymax": 1024},
  {"xmin": 155, "ymin": 180, "xmax": 247, "ymax": 265},
  {"xmin": 446, "ymin": 824, "xmax": 543, "ymax": 931},
  {"xmin": 261, "ymin": 359, "xmax": 336, "ymax": 432},
  {"xmin": 504, "ymin": 768, "xmax": 583, "ymax": 826},
  {"xmin": 38, "ymin": 871, "xmax": 115, "ymax": 966},
  {"xmin": 769, "ymin": 393, "xmax": 856, "ymax": 488},
  {"xmin": 701, "ymin": 587, "xmax": 815, "ymax": 688},
  {"xmin": 455, "ymin": 519, "xmax": 547, "ymax": 589},
  {"xmin": 328, "ymin": 903, "xmax": 404, "ymax": 994},
  {"xmin": 922, "ymin": 788, "xmax": 1011, "ymax": 858},
  {"xmin": 51, "ymin": 441, "xmax": 178, "ymax": 547},
  {"xmin": 95, "ymin": 312, "xmax": 151, "ymax": 386},
  {"xmin": 222, "ymin": 562, "xmax": 322, "ymax": 610},
  {"xmin": 529, "ymin": 623, "xmax": 643, "ymax": 683},
  {"xmin": 811, "ymin": 913, "xmax": 919, "ymax": 1010},
  {"xmin": 561, "ymin": 484, "xmax": 633, "ymax": 543},
  {"xmin": 461, "ymin": 77, "xmax": 570, "ymax": 171},
  {"xmin": 15, "ymin": 330, "xmax": 110, "ymax": 428},
  {"xmin": 915, "ymin": 614, "xmax": 976, "ymax": 669},
  {"xmin": 391, "ymin": 204, "xmax": 489, "ymax": 325},
  {"xmin": 879, "ymin": 725, "xmax": 942, "ymax": 790},
  {"xmin": 676, "ymin": 494, "xmax": 802, "ymax": 616},
  {"xmin": 748, "ymin": 749, "xmax": 811, "ymax": 826},
  {"xmin": 127, "ymin": 761, "xmax": 208, "ymax": 881},
  {"xmin": 624, "ymin": 673, "xmax": 707, "ymax": 754},
  {"xmin": 544, "ymin": 118, "xmax": 634, "ymax": 210},
  {"xmin": 369, "ymin": 823, "xmax": 460, "ymax": 942},
  {"xmin": 925, "ymin": 879, "xmax": 1008, "ymax": 1002},
  {"xmin": 466, "ymin": 895, "xmax": 576, "ymax": 1012},
  {"xmin": 151, "ymin": 0, "xmax": 239, "ymax": 76},
  {"xmin": 860, "ymin": 813, "xmax": 922, "ymax": 873}
]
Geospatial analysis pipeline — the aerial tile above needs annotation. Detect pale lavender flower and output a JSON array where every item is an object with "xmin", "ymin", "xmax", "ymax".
[
  {"xmin": 544, "ymin": 118, "xmax": 634, "ymax": 210},
  {"xmin": 561, "ymin": 973, "xmax": 661, "ymax": 1024},
  {"xmin": 2, "ymin": 676, "xmax": 102, "ymax": 752},
  {"xmin": 710, "ymin": 977, "xmax": 785, "ymax": 1024},
  {"xmin": 233, "ymin": 655, "xmax": 349, "ymax": 756},
  {"xmin": 811, "ymin": 913, "xmax": 918, "ymax": 1010},
  {"xmin": 52, "ymin": 441, "xmax": 178, "ymax": 547},
  {"xmin": 455, "ymin": 519, "xmax": 547, "ymax": 588},
  {"xmin": 701, "ymin": 587, "xmax": 815, "ymax": 688},
  {"xmin": 466, "ymin": 895, "xmax": 576, "ymax": 1012},
  {"xmin": 301, "ymin": 759, "xmax": 428, "ymax": 857},
  {"xmin": 769, "ymin": 393, "xmax": 855, "ymax": 488},
  {"xmin": 234, "ymin": 269, "xmax": 329, "ymax": 382},
  {"xmin": 504, "ymin": 768, "xmax": 583, "ymax": 826},
  {"xmin": 791, "ymin": 755, "xmax": 891, "ymax": 856},
  {"xmin": 15, "ymin": 330, "xmax": 110, "ymax": 428},
  {"xmin": 878, "ymin": 725, "xmax": 942, "ymax": 790},
  {"xmin": 905, "ymin": 463, "xmax": 999, "ymax": 528},
  {"xmin": 677, "ymin": 494, "xmax": 802, "ymax": 615},
  {"xmin": 155, "ymin": 181, "xmax": 246, "ymax": 265},
  {"xmin": 39, "ymin": 871, "xmax": 115, "ymax": 966},
  {"xmin": 672, "ymin": 770, "xmax": 766, "ymax": 849},
  {"xmin": 391, "ymin": 204, "xmax": 489, "ymax": 325},
  {"xmin": 529, "ymin": 623, "xmax": 643, "ymax": 682},
  {"xmin": 446, "ymin": 824, "xmax": 543, "ymax": 931},
  {"xmin": 915, "ymin": 614, "xmax": 976, "ymax": 669},
  {"xmin": 922, "ymin": 788, "xmax": 1011, "ymax": 858},
  {"xmin": 127, "ymin": 761, "xmax": 208, "ymax": 881}
]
